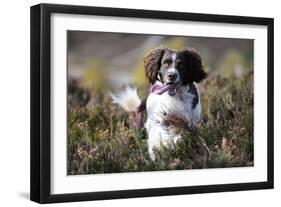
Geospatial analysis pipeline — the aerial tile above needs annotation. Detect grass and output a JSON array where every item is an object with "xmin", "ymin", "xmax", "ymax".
[{"xmin": 67, "ymin": 72, "xmax": 254, "ymax": 175}]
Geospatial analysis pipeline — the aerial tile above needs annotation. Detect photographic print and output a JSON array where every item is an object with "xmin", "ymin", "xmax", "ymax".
[
  {"xmin": 67, "ymin": 31, "xmax": 254, "ymax": 175},
  {"xmin": 31, "ymin": 4, "xmax": 273, "ymax": 203}
]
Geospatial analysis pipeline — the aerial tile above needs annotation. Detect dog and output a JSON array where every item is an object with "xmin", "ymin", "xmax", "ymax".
[{"xmin": 110, "ymin": 47, "xmax": 207, "ymax": 160}]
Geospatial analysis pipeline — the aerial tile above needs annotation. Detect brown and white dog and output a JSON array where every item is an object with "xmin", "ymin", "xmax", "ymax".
[{"xmin": 111, "ymin": 47, "xmax": 207, "ymax": 160}]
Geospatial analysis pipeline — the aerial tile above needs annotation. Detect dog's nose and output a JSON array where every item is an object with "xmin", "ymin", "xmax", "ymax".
[{"xmin": 167, "ymin": 71, "xmax": 177, "ymax": 80}]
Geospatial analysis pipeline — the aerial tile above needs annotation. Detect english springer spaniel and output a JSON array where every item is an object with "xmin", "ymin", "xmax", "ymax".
[{"xmin": 111, "ymin": 47, "xmax": 207, "ymax": 160}]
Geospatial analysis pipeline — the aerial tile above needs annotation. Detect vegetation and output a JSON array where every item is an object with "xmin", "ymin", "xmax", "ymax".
[{"xmin": 67, "ymin": 72, "xmax": 254, "ymax": 175}]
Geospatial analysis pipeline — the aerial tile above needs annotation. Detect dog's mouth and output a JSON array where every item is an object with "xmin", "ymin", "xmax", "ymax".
[
  {"xmin": 167, "ymin": 83, "xmax": 177, "ymax": 96},
  {"xmin": 150, "ymin": 82, "xmax": 177, "ymax": 96}
]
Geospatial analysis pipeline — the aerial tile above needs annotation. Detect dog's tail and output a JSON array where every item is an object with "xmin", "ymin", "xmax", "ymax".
[
  {"xmin": 110, "ymin": 86, "xmax": 144, "ymax": 127},
  {"xmin": 110, "ymin": 86, "xmax": 141, "ymax": 112}
]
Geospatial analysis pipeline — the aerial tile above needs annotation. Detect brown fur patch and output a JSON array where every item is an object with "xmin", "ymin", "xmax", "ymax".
[
  {"xmin": 162, "ymin": 113, "xmax": 188, "ymax": 129},
  {"xmin": 180, "ymin": 48, "xmax": 207, "ymax": 84},
  {"xmin": 143, "ymin": 47, "xmax": 167, "ymax": 83}
]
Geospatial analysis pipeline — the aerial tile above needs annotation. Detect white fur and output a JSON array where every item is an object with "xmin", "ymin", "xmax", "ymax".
[
  {"xmin": 145, "ymin": 81, "xmax": 201, "ymax": 160},
  {"xmin": 169, "ymin": 54, "xmax": 180, "ymax": 83},
  {"xmin": 110, "ymin": 86, "xmax": 141, "ymax": 112},
  {"xmin": 171, "ymin": 53, "xmax": 177, "ymax": 67}
]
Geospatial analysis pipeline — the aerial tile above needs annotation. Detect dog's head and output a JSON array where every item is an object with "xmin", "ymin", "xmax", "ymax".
[{"xmin": 144, "ymin": 47, "xmax": 207, "ymax": 87}]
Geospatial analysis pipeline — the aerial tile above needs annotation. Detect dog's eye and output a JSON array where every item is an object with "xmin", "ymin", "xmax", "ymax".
[
  {"xmin": 177, "ymin": 62, "xmax": 183, "ymax": 67},
  {"xmin": 163, "ymin": 63, "xmax": 169, "ymax": 68}
]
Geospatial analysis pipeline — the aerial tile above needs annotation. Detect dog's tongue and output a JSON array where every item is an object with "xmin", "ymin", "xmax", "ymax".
[
  {"xmin": 150, "ymin": 84, "xmax": 176, "ymax": 96},
  {"xmin": 150, "ymin": 84, "xmax": 170, "ymax": 95}
]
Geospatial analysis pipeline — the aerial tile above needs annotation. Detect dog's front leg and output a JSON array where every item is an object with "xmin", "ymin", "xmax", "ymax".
[
  {"xmin": 147, "ymin": 126, "xmax": 172, "ymax": 161},
  {"xmin": 147, "ymin": 130, "xmax": 159, "ymax": 161}
]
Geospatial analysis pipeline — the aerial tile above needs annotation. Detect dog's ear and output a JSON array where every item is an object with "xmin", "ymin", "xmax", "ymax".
[
  {"xmin": 182, "ymin": 48, "xmax": 207, "ymax": 83},
  {"xmin": 143, "ymin": 47, "xmax": 166, "ymax": 83}
]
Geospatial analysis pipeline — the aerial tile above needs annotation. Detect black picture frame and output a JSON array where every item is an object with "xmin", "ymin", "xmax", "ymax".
[{"xmin": 30, "ymin": 3, "xmax": 274, "ymax": 204}]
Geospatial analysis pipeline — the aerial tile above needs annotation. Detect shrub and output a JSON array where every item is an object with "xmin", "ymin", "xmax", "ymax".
[{"xmin": 67, "ymin": 73, "xmax": 253, "ymax": 175}]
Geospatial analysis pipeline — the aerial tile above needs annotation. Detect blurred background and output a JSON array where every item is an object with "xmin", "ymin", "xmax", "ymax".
[{"xmin": 67, "ymin": 31, "xmax": 253, "ymax": 91}]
